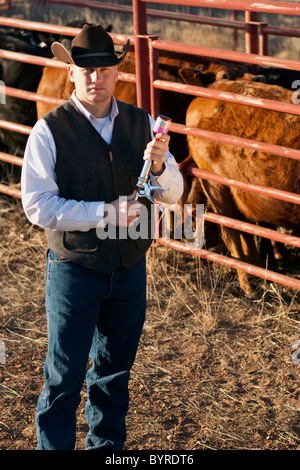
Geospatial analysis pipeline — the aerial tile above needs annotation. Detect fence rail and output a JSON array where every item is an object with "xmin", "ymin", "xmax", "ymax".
[
  {"xmin": 136, "ymin": 0, "xmax": 300, "ymax": 15},
  {"xmin": 155, "ymin": 237, "xmax": 300, "ymax": 291},
  {"xmin": 0, "ymin": 0, "xmax": 299, "ymax": 290}
]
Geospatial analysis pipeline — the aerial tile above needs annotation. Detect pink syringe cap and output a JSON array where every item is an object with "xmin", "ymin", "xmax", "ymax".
[{"xmin": 153, "ymin": 115, "xmax": 172, "ymax": 134}]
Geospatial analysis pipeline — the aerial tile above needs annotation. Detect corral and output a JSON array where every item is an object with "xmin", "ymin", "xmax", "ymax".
[{"xmin": 0, "ymin": 0, "xmax": 299, "ymax": 451}]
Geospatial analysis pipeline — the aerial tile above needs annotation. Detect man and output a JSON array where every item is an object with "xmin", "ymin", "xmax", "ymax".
[{"xmin": 21, "ymin": 25, "xmax": 183, "ymax": 450}]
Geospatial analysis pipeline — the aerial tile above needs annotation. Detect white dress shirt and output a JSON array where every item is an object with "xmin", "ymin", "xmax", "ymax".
[{"xmin": 21, "ymin": 92, "xmax": 183, "ymax": 232}]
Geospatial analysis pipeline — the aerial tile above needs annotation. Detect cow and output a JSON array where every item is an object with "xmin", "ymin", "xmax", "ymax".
[
  {"xmin": 257, "ymin": 66, "xmax": 300, "ymax": 90},
  {"xmin": 36, "ymin": 49, "xmax": 252, "ymax": 117},
  {"xmin": 0, "ymin": 21, "xmax": 96, "ymax": 160},
  {"xmin": 182, "ymin": 79, "xmax": 300, "ymax": 296},
  {"xmin": 0, "ymin": 26, "xmax": 56, "ymax": 158},
  {"xmin": 36, "ymin": 39, "xmax": 252, "ymax": 162}
]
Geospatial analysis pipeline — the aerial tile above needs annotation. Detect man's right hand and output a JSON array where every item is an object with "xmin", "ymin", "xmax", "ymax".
[{"xmin": 103, "ymin": 192, "xmax": 142, "ymax": 227}]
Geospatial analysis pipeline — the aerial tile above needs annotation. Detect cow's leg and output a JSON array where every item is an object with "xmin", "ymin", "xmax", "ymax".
[
  {"xmin": 186, "ymin": 178, "xmax": 220, "ymax": 248},
  {"xmin": 179, "ymin": 166, "xmax": 220, "ymax": 249},
  {"xmin": 259, "ymin": 223, "xmax": 288, "ymax": 265},
  {"xmin": 200, "ymin": 179, "xmax": 261, "ymax": 296}
]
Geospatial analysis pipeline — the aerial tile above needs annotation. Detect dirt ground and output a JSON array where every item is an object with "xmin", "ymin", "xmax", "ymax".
[{"xmin": 0, "ymin": 196, "xmax": 299, "ymax": 451}]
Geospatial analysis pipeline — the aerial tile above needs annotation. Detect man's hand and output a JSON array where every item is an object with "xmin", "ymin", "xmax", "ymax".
[
  {"xmin": 143, "ymin": 132, "xmax": 170, "ymax": 176},
  {"xmin": 103, "ymin": 192, "xmax": 142, "ymax": 227}
]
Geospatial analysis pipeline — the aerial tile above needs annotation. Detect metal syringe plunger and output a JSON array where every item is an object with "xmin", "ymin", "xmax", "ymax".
[{"xmin": 135, "ymin": 115, "xmax": 172, "ymax": 195}]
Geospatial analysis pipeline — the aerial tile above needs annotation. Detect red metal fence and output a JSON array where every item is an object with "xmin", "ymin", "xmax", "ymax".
[
  {"xmin": 132, "ymin": 0, "xmax": 300, "ymax": 291},
  {"xmin": 0, "ymin": 0, "xmax": 299, "ymax": 291}
]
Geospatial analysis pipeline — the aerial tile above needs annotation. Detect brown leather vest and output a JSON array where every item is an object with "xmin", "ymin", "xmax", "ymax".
[{"xmin": 44, "ymin": 98, "xmax": 153, "ymax": 273}]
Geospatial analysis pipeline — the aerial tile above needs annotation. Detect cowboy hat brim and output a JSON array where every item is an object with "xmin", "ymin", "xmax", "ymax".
[{"xmin": 51, "ymin": 39, "xmax": 130, "ymax": 67}]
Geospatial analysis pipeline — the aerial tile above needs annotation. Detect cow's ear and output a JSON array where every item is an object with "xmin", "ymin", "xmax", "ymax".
[{"xmin": 178, "ymin": 67, "xmax": 204, "ymax": 86}]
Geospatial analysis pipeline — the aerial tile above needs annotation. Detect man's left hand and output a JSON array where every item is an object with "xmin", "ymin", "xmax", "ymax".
[{"xmin": 143, "ymin": 132, "xmax": 170, "ymax": 176}]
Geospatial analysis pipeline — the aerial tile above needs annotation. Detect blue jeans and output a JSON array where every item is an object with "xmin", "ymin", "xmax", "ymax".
[{"xmin": 36, "ymin": 250, "xmax": 147, "ymax": 450}]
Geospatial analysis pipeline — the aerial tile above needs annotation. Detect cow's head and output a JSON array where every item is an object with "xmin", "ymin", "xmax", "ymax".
[{"xmin": 178, "ymin": 61, "xmax": 251, "ymax": 87}]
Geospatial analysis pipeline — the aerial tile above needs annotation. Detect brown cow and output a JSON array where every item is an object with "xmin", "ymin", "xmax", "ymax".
[
  {"xmin": 36, "ymin": 46, "xmax": 251, "ymax": 161},
  {"xmin": 36, "ymin": 50, "xmax": 250, "ymax": 117},
  {"xmin": 184, "ymin": 79, "xmax": 300, "ymax": 296}
]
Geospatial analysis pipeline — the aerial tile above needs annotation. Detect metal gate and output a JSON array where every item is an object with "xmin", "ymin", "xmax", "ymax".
[{"xmin": 0, "ymin": 0, "xmax": 299, "ymax": 291}]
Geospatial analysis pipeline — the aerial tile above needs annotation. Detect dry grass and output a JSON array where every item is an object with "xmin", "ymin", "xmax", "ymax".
[
  {"xmin": 130, "ymin": 245, "xmax": 300, "ymax": 450},
  {"xmin": 0, "ymin": 198, "xmax": 299, "ymax": 450}
]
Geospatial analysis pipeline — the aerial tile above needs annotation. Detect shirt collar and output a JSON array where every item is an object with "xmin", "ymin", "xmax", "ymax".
[{"xmin": 71, "ymin": 90, "xmax": 119, "ymax": 122}]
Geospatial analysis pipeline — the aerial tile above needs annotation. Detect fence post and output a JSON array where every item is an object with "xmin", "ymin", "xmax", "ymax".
[
  {"xmin": 230, "ymin": 10, "xmax": 238, "ymax": 50},
  {"xmin": 259, "ymin": 22, "xmax": 268, "ymax": 56},
  {"xmin": 148, "ymin": 36, "xmax": 160, "ymax": 118},
  {"xmin": 132, "ymin": 0, "xmax": 151, "ymax": 112},
  {"xmin": 245, "ymin": 10, "xmax": 259, "ymax": 72},
  {"xmin": 245, "ymin": 10, "xmax": 258, "ymax": 54}
]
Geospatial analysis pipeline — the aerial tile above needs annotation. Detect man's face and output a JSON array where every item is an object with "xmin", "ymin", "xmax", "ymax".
[{"xmin": 68, "ymin": 64, "xmax": 118, "ymax": 110}]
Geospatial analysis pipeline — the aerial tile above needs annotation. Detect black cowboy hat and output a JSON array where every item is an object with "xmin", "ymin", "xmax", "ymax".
[{"xmin": 51, "ymin": 24, "xmax": 130, "ymax": 67}]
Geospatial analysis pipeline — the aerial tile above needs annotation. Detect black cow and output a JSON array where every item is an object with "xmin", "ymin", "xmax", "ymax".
[
  {"xmin": 257, "ymin": 66, "xmax": 300, "ymax": 90},
  {"xmin": 0, "ymin": 26, "xmax": 56, "ymax": 158},
  {"xmin": 0, "ymin": 21, "xmax": 96, "ymax": 159}
]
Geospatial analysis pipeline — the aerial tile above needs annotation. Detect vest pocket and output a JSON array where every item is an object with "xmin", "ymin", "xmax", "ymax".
[{"xmin": 63, "ymin": 229, "xmax": 99, "ymax": 252}]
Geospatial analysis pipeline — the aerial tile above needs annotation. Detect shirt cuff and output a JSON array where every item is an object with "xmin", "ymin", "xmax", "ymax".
[{"xmin": 150, "ymin": 160, "xmax": 183, "ymax": 205}]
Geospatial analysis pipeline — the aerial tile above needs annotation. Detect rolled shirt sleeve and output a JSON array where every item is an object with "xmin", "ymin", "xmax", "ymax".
[{"xmin": 150, "ymin": 155, "xmax": 183, "ymax": 205}]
